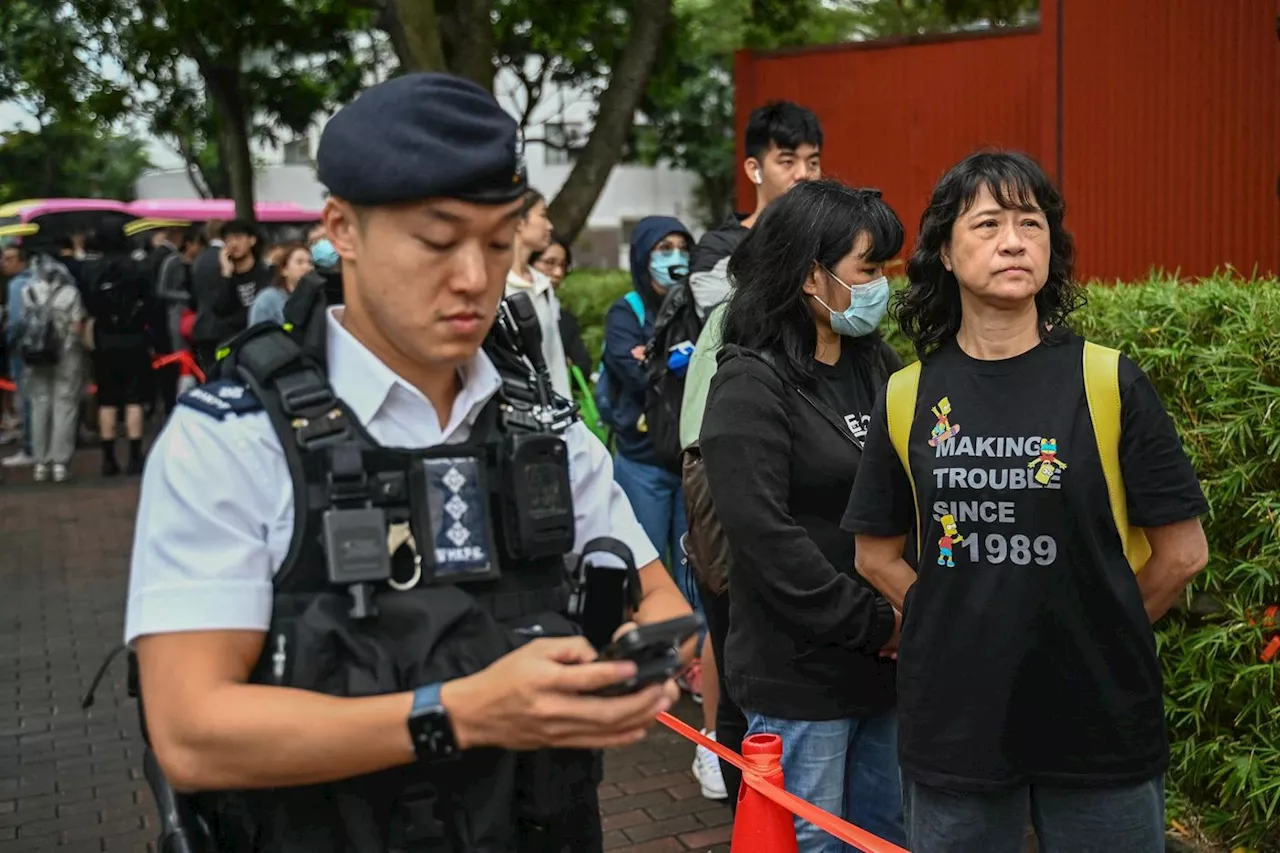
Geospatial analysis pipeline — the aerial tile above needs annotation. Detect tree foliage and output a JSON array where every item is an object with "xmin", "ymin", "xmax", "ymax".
[
  {"xmin": 67, "ymin": 0, "xmax": 372, "ymax": 218},
  {"xmin": 640, "ymin": 0, "xmax": 1042, "ymax": 227},
  {"xmin": 0, "ymin": 116, "xmax": 151, "ymax": 201}
]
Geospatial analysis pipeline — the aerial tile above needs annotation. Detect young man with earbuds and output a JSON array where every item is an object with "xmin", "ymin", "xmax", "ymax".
[
  {"xmin": 678, "ymin": 100, "xmax": 824, "ymax": 804},
  {"xmin": 686, "ymin": 102, "xmax": 824, "ymax": 319}
]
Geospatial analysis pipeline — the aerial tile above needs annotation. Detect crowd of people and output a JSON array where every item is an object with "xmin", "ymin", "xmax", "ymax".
[
  {"xmin": 2, "ymin": 78, "xmax": 1212, "ymax": 853},
  {"xmin": 545, "ymin": 102, "xmax": 1208, "ymax": 852},
  {"xmin": 0, "ymin": 219, "xmax": 341, "ymax": 482}
]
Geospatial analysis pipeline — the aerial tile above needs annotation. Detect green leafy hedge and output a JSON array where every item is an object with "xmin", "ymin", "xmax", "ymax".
[
  {"xmin": 562, "ymin": 269, "xmax": 1280, "ymax": 850},
  {"xmin": 1071, "ymin": 276, "xmax": 1280, "ymax": 852}
]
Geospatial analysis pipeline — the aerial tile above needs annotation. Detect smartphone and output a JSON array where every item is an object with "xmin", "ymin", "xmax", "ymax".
[{"xmin": 592, "ymin": 614, "xmax": 704, "ymax": 697}]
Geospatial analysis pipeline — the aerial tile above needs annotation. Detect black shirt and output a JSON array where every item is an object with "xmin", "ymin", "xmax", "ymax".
[
  {"xmin": 842, "ymin": 333, "xmax": 1207, "ymax": 791},
  {"xmin": 700, "ymin": 339, "xmax": 902, "ymax": 721},
  {"xmin": 195, "ymin": 262, "xmax": 271, "ymax": 346},
  {"xmin": 810, "ymin": 337, "xmax": 883, "ymax": 446}
]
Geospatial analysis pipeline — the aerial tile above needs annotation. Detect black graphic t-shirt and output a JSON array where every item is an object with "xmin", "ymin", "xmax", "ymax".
[
  {"xmin": 842, "ymin": 333, "xmax": 1207, "ymax": 791},
  {"xmin": 810, "ymin": 338, "xmax": 882, "ymax": 444}
]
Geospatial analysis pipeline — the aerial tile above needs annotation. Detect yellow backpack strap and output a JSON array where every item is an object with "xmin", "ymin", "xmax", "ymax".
[
  {"xmin": 885, "ymin": 360, "xmax": 923, "ymax": 558},
  {"xmin": 1082, "ymin": 342, "xmax": 1152, "ymax": 573}
]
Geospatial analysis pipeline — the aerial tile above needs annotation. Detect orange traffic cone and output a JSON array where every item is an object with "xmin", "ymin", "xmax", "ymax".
[{"xmin": 731, "ymin": 733, "xmax": 799, "ymax": 853}]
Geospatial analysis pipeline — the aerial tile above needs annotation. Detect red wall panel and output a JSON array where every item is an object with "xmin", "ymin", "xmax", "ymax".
[
  {"xmin": 734, "ymin": 0, "xmax": 1279, "ymax": 282},
  {"xmin": 734, "ymin": 27, "xmax": 1049, "ymax": 271},
  {"xmin": 1060, "ymin": 0, "xmax": 1280, "ymax": 280}
]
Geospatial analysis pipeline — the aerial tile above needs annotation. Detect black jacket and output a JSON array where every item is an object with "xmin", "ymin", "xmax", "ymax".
[
  {"xmin": 688, "ymin": 213, "xmax": 749, "ymax": 317},
  {"xmin": 700, "ymin": 341, "xmax": 902, "ymax": 720}
]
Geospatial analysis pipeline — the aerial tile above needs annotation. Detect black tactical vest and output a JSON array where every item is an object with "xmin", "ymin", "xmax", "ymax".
[{"xmin": 173, "ymin": 300, "xmax": 606, "ymax": 851}]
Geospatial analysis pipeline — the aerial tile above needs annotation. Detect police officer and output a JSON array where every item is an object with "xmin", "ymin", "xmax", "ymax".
[{"xmin": 123, "ymin": 72, "xmax": 693, "ymax": 850}]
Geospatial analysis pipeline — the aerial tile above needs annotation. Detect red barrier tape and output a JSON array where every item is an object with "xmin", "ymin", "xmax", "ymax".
[
  {"xmin": 657, "ymin": 711, "xmax": 910, "ymax": 853},
  {"xmin": 0, "ymin": 350, "xmax": 204, "ymax": 395}
]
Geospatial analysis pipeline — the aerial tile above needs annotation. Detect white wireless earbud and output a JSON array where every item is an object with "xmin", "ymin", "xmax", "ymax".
[{"xmin": 753, "ymin": 168, "xmax": 763, "ymax": 185}]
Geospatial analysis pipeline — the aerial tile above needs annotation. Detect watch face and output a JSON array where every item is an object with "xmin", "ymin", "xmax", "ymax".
[{"xmin": 410, "ymin": 705, "xmax": 459, "ymax": 761}]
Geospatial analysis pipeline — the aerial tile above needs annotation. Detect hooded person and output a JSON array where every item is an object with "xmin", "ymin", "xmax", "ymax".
[{"xmin": 601, "ymin": 215, "xmax": 693, "ymax": 568}]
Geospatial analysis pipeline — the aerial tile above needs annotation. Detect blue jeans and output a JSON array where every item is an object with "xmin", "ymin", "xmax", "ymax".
[
  {"xmin": 746, "ymin": 710, "xmax": 906, "ymax": 853},
  {"xmin": 903, "ymin": 776, "xmax": 1165, "ymax": 853},
  {"xmin": 10, "ymin": 356, "xmax": 31, "ymax": 456},
  {"xmin": 612, "ymin": 452, "xmax": 699, "ymax": 612}
]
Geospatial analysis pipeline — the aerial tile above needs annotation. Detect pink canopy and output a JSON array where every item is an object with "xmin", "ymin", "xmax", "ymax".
[{"xmin": 126, "ymin": 199, "xmax": 322, "ymax": 223}]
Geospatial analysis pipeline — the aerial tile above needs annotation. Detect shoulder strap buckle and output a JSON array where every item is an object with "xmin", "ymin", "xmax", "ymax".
[{"xmin": 277, "ymin": 372, "xmax": 336, "ymax": 416}]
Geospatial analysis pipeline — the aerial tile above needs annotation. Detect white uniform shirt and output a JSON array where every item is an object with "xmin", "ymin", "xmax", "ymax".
[
  {"xmin": 124, "ymin": 307, "xmax": 658, "ymax": 644},
  {"xmin": 504, "ymin": 269, "xmax": 572, "ymax": 400}
]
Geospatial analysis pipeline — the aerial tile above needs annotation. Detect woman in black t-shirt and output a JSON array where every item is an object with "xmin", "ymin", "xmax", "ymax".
[
  {"xmin": 699, "ymin": 179, "xmax": 907, "ymax": 851},
  {"xmin": 845, "ymin": 151, "xmax": 1209, "ymax": 853}
]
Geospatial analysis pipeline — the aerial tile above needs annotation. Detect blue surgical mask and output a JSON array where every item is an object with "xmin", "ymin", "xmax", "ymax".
[
  {"xmin": 311, "ymin": 238, "xmax": 339, "ymax": 269},
  {"xmin": 813, "ymin": 268, "xmax": 890, "ymax": 337},
  {"xmin": 649, "ymin": 248, "xmax": 689, "ymax": 289}
]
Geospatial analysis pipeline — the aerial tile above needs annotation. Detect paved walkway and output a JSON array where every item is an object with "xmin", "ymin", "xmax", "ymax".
[{"xmin": 0, "ymin": 454, "xmax": 732, "ymax": 852}]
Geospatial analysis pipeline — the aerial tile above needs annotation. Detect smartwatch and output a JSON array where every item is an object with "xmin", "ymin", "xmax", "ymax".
[{"xmin": 407, "ymin": 683, "xmax": 460, "ymax": 762}]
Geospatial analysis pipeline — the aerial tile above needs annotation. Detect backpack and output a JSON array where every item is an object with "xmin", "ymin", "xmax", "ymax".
[
  {"xmin": 86, "ymin": 260, "xmax": 150, "ymax": 344},
  {"xmin": 885, "ymin": 341, "xmax": 1152, "ymax": 574},
  {"xmin": 594, "ymin": 291, "xmax": 645, "ymax": 435},
  {"xmin": 639, "ymin": 280, "xmax": 703, "ymax": 472},
  {"xmin": 18, "ymin": 281, "xmax": 70, "ymax": 367}
]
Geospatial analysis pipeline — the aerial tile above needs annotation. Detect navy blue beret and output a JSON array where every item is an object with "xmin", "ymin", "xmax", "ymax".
[{"xmin": 317, "ymin": 72, "xmax": 528, "ymax": 206}]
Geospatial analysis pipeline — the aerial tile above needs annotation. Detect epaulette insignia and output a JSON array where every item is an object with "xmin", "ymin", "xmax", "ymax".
[{"xmin": 176, "ymin": 380, "xmax": 263, "ymax": 421}]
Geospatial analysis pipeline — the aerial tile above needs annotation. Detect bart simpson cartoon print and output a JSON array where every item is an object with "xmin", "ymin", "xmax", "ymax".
[
  {"xmin": 928, "ymin": 396, "xmax": 961, "ymax": 447},
  {"xmin": 1029, "ymin": 438, "xmax": 1068, "ymax": 485},
  {"xmin": 938, "ymin": 514, "xmax": 965, "ymax": 567}
]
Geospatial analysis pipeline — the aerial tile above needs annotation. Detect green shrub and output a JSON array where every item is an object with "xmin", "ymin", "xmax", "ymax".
[
  {"xmin": 570, "ymin": 270, "xmax": 1279, "ymax": 849},
  {"xmin": 1071, "ymin": 275, "xmax": 1280, "ymax": 852},
  {"xmin": 557, "ymin": 269, "xmax": 632, "ymax": 366}
]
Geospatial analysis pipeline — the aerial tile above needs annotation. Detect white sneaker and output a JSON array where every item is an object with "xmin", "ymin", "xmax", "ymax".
[
  {"xmin": 52, "ymin": 464, "xmax": 69, "ymax": 483},
  {"xmin": 2, "ymin": 451, "xmax": 34, "ymax": 468},
  {"xmin": 692, "ymin": 730, "xmax": 728, "ymax": 800},
  {"xmin": 32, "ymin": 463, "xmax": 49, "ymax": 482}
]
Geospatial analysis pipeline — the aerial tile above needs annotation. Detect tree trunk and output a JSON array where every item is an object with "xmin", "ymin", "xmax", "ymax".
[
  {"xmin": 384, "ymin": 0, "xmax": 448, "ymax": 73},
  {"xmin": 546, "ymin": 0, "xmax": 673, "ymax": 243},
  {"xmin": 439, "ymin": 0, "xmax": 495, "ymax": 91},
  {"xmin": 203, "ymin": 65, "xmax": 256, "ymax": 222}
]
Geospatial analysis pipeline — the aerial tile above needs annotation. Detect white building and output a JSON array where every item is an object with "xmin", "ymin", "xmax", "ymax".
[{"xmin": 135, "ymin": 65, "xmax": 700, "ymax": 268}]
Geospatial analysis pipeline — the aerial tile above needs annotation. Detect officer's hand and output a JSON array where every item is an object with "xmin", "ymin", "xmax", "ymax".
[{"xmin": 441, "ymin": 637, "xmax": 676, "ymax": 752}]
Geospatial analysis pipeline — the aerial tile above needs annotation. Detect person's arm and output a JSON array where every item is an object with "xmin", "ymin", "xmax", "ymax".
[
  {"xmin": 700, "ymin": 362, "xmax": 895, "ymax": 649},
  {"xmin": 138, "ymin": 628, "xmax": 667, "ymax": 792},
  {"xmin": 1116, "ymin": 355, "xmax": 1211, "ymax": 621},
  {"xmin": 156, "ymin": 254, "xmax": 190, "ymax": 305},
  {"xmin": 601, "ymin": 299, "xmax": 650, "ymax": 395},
  {"xmin": 846, "ymin": 389, "xmax": 920, "ymax": 614},
  {"xmin": 1135, "ymin": 518, "xmax": 1208, "ymax": 622},
  {"xmin": 131, "ymin": 410, "xmax": 674, "ymax": 793},
  {"xmin": 559, "ymin": 310, "xmax": 593, "ymax": 374}
]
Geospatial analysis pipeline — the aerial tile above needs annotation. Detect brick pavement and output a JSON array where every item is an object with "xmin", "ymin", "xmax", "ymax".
[{"xmin": 0, "ymin": 454, "xmax": 733, "ymax": 852}]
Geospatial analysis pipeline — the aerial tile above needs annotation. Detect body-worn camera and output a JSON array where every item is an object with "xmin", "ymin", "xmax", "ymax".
[{"xmin": 500, "ymin": 433, "xmax": 574, "ymax": 561}]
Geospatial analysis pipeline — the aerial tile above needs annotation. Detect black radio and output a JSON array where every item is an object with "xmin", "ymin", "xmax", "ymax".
[{"xmin": 485, "ymin": 291, "xmax": 577, "ymax": 559}]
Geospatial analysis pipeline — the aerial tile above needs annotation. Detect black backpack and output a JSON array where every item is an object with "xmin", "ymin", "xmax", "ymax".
[{"xmin": 640, "ymin": 279, "xmax": 703, "ymax": 472}]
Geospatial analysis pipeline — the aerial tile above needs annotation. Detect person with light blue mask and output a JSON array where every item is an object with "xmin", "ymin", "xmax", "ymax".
[
  {"xmin": 600, "ymin": 215, "xmax": 696, "ymax": 614},
  {"xmin": 698, "ymin": 179, "xmax": 909, "ymax": 852},
  {"xmin": 310, "ymin": 237, "xmax": 340, "ymax": 269}
]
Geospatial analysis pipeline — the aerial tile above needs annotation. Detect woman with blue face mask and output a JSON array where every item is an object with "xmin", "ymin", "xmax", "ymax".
[
  {"xmin": 698, "ymin": 180, "xmax": 908, "ymax": 852},
  {"xmin": 600, "ymin": 215, "xmax": 697, "ymax": 605}
]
